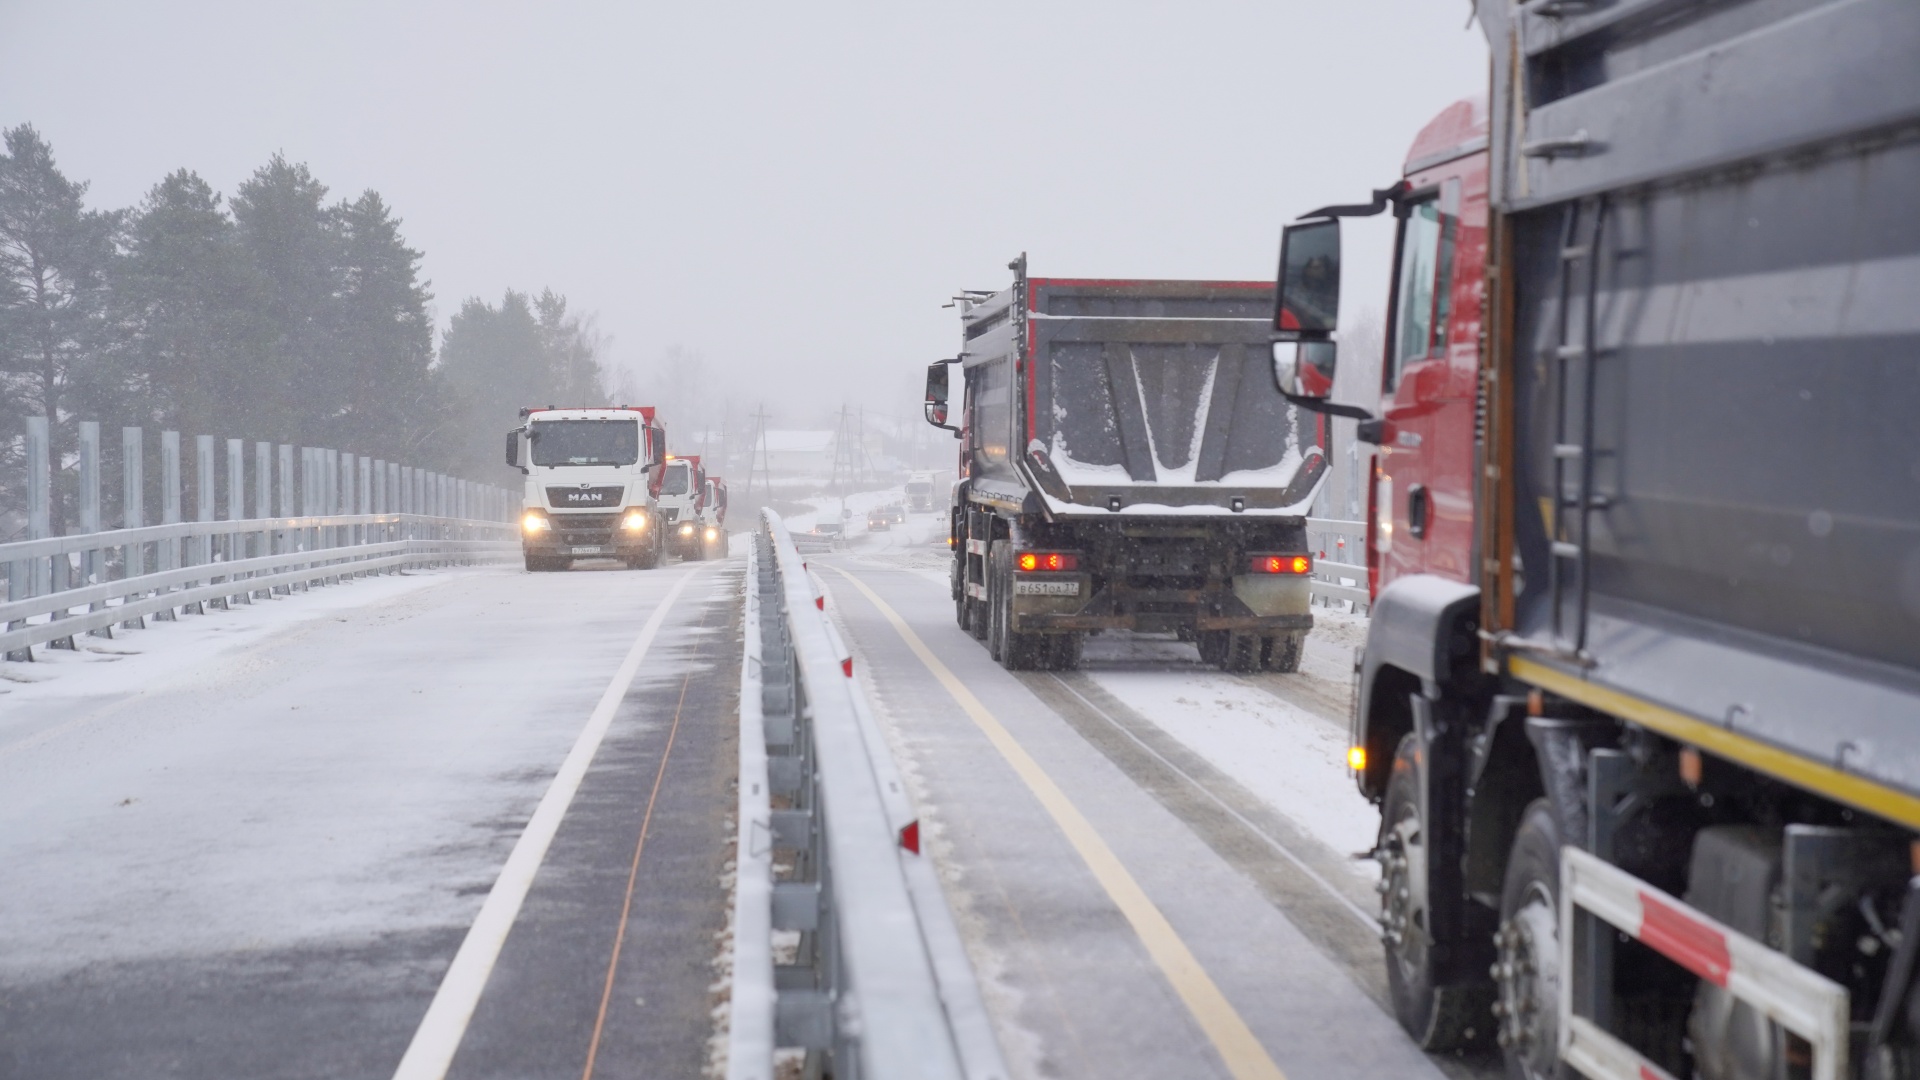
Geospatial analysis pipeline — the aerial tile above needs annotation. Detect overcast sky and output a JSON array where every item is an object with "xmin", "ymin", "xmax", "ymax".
[{"xmin": 1, "ymin": 1, "xmax": 1487, "ymax": 431}]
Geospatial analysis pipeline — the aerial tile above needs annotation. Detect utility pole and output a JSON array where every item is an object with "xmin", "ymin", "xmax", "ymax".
[{"xmin": 744, "ymin": 404, "xmax": 773, "ymax": 513}]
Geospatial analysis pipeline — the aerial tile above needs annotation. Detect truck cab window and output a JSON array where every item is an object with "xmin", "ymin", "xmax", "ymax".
[
  {"xmin": 660, "ymin": 462, "xmax": 691, "ymax": 495},
  {"xmin": 529, "ymin": 419, "xmax": 640, "ymax": 467},
  {"xmin": 1388, "ymin": 198, "xmax": 1456, "ymax": 388}
]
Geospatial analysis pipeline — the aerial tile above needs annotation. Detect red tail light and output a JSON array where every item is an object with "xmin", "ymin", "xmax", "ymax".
[
  {"xmin": 1017, "ymin": 551, "xmax": 1078, "ymax": 572},
  {"xmin": 1250, "ymin": 554, "xmax": 1312, "ymax": 575}
]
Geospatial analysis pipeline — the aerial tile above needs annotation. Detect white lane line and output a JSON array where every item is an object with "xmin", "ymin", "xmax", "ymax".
[
  {"xmin": 1047, "ymin": 675, "xmax": 1378, "ymax": 933},
  {"xmin": 390, "ymin": 567, "xmax": 703, "ymax": 1080}
]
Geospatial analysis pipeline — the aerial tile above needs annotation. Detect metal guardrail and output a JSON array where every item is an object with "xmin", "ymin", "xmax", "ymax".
[
  {"xmin": 0, "ymin": 514, "xmax": 518, "ymax": 658},
  {"xmin": 1306, "ymin": 516, "xmax": 1369, "ymax": 611},
  {"xmin": 730, "ymin": 510, "xmax": 1007, "ymax": 1080}
]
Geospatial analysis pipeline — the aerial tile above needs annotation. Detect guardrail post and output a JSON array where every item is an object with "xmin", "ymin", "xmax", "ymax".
[
  {"xmin": 78, "ymin": 421, "xmax": 112, "ymax": 635},
  {"xmin": 25, "ymin": 416, "xmax": 51, "ymax": 599},
  {"xmin": 156, "ymin": 430, "xmax": 182, "ymax": 619},
  {"xmin": 226, "ymin": 438, "xmax": 250, "ymax": 603},
  {"xmin": 340, "ymin": 450, "xmax": 355, "ymax": 574},
  {"xmin": 194, "ymin": 434, "xmax": 214, "ymax": 611},
  {"xmin": 122, "ymin": 427, "xmax": 147, "ymax": 627},
  {"xmin": 357, "ymin": 455, "xmax": 371, "ymax": 559},
  {"xmin": 277, "ymin": 444, "xmax": 294, "ymax": 593},
  {"xmin": 255, "ymin": 441, "xmax": 272, "ymax": 594}
]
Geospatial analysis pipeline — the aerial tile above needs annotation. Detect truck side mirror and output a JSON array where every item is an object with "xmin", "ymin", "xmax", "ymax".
[
  {"xmin": 1273, "ymin": 218, "xmax": 1341, "ymax": 341},
  {"xmin": 649, "ymin": 427, "xmax": 667, "ymax": 467},
  {"xmin": 505, "ymin": 430, "xmax": 522, "ymax": 469},
  {"xmin": 1272, "ymin": 341, "xmax": 1337, "ymax": 400},
  {"xmin": 924, "ymin": 359, "xmax": 958, "ymax": 431}
]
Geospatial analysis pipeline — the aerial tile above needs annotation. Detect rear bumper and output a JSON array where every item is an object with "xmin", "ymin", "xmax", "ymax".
[
  {"xmin": 1018, "ymin": 612, "xmax": 1314, "ymax": 633},
  {"xmin": 1009, "ymin": 572, "xmax": 1313, "ymax": 635}
]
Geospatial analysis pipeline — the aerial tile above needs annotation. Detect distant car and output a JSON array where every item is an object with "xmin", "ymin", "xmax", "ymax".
[
  {"xmin": 812, "ymin": 521, "xmax": 843, "ymax": 536},
  {"xmin": 884, "ymin": 503, "xmax": 907, "ymax": 524},
  {"xmin": 866, "ymin": 508, "xmax": 891, "ymax": 532}
]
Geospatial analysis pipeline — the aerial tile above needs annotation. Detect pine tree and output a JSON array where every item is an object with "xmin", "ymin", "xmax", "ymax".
[
  {"xmin": 115, "ymin": 168, "xmax": 260, "ymax": 436},
  {"xmin": 0, "ymin": 125, "xmax": 123, "ymax": 530},
  {"xmin": 332, "ymin": 189, "xmax": 437, "ymax": 461},
  {"xmin": 230, "ymin": 154, "xmax": 337, "ymax": 445}
]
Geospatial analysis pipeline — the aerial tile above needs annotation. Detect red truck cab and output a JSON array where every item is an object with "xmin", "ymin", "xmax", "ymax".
[{"xmin": 1368, "ymin": 98, "xmax": 1489, "ymax": 596}]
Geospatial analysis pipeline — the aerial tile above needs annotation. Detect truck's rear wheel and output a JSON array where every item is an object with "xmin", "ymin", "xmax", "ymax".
[
  {"xmin": 1197, "ymin": 630, "xmax": 1228, "ymax": 666},
  {"xmin": 1494, "ymin": 799, "xmax": 1566, "ymax": 1079},
  {"xmin": 1045, "ymin": 632, "xmax": 1081, "ymax": 670},
  {"xmin": 988, "ymin": 541, "xmax": 1050, "ymax": 670},
  {"xmin": 1261, "ymin": 631, "xmax": 1304, "ymax": 673},
  {"xmin": 1222, "ymin": 632, "xmax": 1263, "ymax": 673},
  {"xmin": 1382, "ymin": 734, "xmax": 1492, "ymax": 1052}
]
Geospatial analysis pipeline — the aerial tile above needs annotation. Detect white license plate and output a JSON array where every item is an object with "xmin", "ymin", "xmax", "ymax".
[
  {"xmin": 1014, "ymin": 579, "xmax": 1080, "ymax": 596},
  {"xmin": 570, "ymin": 546, "xmax": 607, "ymax": 556}
]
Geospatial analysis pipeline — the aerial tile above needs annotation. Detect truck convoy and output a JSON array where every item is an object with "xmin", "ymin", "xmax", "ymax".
[
  {"xmin": 925, "ymin": 259, "xmax": 1327, "ymax": 672},
  {"xmin": 1270, "ymin": 5, "xmax": 1920, "ymax": 1079},
  {"xmin": 506, "ymin": 406, "xmax": 666, "ymax": 572},
  {"xmin": 659, "ymin": 455, "xmax": 715, "ymax": 561}
]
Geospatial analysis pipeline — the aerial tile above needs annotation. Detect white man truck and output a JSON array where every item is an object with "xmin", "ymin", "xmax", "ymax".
[
  {"xmin": 905, "ymin": 472, "xmax": 937, "ymax": 513},
  {"xmin": 700, "ymin": 476, "xmax": 729, "ymax": 558},
  {"xmin": 506, "ymin": 406, "xmax": 666, "ymax": 572},
  {"xmin": 658, "ymin": 455, "xmax": 714, "ymax": 561}
]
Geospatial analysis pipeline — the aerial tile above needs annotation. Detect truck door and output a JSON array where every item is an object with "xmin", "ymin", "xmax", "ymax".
[{"xmin": 1379, "ymin": 181, "xmax": 1465, "ymax": 586}]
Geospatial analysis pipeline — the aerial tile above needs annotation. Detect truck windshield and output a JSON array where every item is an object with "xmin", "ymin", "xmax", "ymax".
[
  {"xmin": 529, "ymin": 419, "xmax": 640, "ymax": 467},
  {"xmin": 661, "ymin": 463, "xmax": 691, "ymax": 494},
  {"xmin": 906, "ymin": 482, "xmax": 931, "ymax": 494}
]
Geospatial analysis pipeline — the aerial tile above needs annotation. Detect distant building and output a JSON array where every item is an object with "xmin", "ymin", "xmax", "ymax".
[{"xmin": 759, "ymin": 430, "xmax": 834, "ymax": 477}]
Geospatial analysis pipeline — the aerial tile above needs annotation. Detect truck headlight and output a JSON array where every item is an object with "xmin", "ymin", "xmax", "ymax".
[
  {"xmin": 679, "ymin": 524, "xmax": 695, "ymax": 536},
  {"xmin": 522, "ymin": 513, "xmax": 550, "ymax": 533},
  {"xmin": 705, "ymin": 527, "xmax": 718, "ymax": 540},
  {"xmin": 623, "ymin": 511, "xmax": 648, "ymax": 532}
]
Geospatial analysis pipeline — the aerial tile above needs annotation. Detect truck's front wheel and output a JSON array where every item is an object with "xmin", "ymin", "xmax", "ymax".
[{"xmin": 1382, "ymin": 734, "xmax": 1491, "ymax": 1052}]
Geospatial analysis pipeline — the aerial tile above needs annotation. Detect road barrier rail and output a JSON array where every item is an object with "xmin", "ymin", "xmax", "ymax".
[
  {"xmin": 729, "ymin": 510, "xmax": 1006, "ymax": 1080},
  {"xmin": 0, "ymin": 513, "xmax": 518, "ymax": 658},
  {"xmin": 1306, "ymin": 516, "xmax": 1368, "ymax": 611}
]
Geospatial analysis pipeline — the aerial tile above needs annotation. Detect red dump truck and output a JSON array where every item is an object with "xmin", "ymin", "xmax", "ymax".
[{"xmin": 1272, "ymin": 6, "xmax": 1920, "ymax": 1078}]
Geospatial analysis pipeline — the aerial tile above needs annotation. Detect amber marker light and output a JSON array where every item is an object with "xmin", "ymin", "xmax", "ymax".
[
  {"xmin": 1348, "ymin": 746, "xmax": 1367, "ymax": 771},
  {"xmin": 1250, "ymin": 554, "xmax": 1311, "ymax": 574},
  {"xmin": 1016, "ymin": 551, "xmax": 1077, "ymax": 572}
]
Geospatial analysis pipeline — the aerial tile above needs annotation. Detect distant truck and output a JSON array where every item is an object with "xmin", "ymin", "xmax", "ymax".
[
  {"xmin": 905, "ymin": 472, "xmax": 937, "ymax": 513},
  {"xmin": 506, "ymin": 406, "xmax": 666, "ymax": 571},
  {"xmin": 699, "ymin": 476, "xmax": 729, "ymax": 557},
  {"xmin": 925, "ymin": 259, "xmax": 1326, "ymax": 672},
  {"xmin": 658, "ymin": 455, "xmax": 709, "ymax": 560},
  {"xmin": 1270, "ymin": 6, "xmax": 1920, "ymax": 1079}
]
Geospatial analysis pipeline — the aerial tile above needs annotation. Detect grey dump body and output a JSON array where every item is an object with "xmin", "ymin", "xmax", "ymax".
[
  {"xmin": 962, "ymin": 275, "xmax": 1325, "ymax": 514},
  {"xmin": 1480, "ymin": 0, "xmax": 1920, "ymax": 789},
  {"xmin": 949, "ymin": 268, "xmax": 1326, "ymax": 668}
]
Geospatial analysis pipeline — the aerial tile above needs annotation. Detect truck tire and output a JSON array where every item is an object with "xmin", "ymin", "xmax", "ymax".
[
  {"xmin": 988, "ymin": 541, "xmax": 1052, "ymax": 670},
  {"xmin": 1494, "ymin": 798, "xmax": 1567, "ymax": 1079},
  {"xmin": 1196, "ymin": 630, "xmax": 1228, "ymax": 666},
  {"xmin": 1382, "ymin": 734, "xmax": 1492, "ymax": 1052},
  {"xmin": 1222, "ymin": 632, "xmax": 1263, "ymax": 673},
  {"xmin": 1261, "ymin": 631, "xmax": 1304, "ymax": 673},
  {"xmin": 985, "ymin": 546, "xmax": 1006, "ymax": 660},
  {"xmin": 1044, "ymin": 632, "xmax": 1082, "ymax": 670}
]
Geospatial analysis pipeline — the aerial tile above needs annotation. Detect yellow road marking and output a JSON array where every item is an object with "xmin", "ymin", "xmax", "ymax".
[
  {"xmin": 1511, "ymin": 656, "xmax": 1920, "ymax": 831},
  {"xmin": 831, "ymin": 566, "xmax": 1288, "ymax": 1080}
]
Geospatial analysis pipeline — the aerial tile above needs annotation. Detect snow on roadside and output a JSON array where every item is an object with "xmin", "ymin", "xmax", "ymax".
[
  {"xmin": 1089, "ymin": 668, "xmax": 1380, "ymax": 867},
  {"xmin": 0, "ymin": 568, "xmax": 468, "ymax": 712}
]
